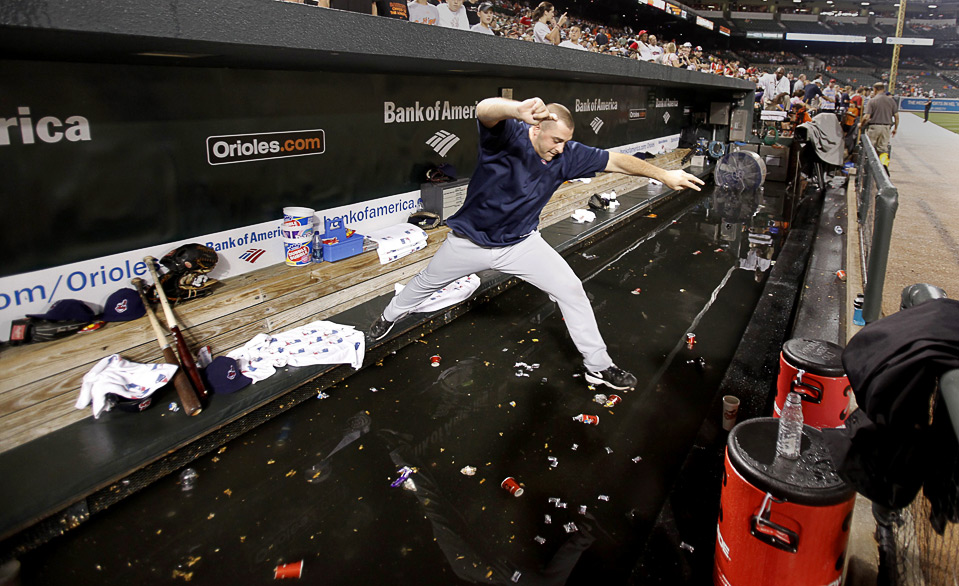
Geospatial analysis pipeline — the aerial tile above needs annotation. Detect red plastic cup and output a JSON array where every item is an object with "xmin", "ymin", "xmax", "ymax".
[
  {"xmin": 686, "ymin": 332, "xmax": 696, "ymax": 350},
  {"xmin": 836, "ymin": 269, "xmax": 846, "ymax": 281},
  {"xmin": 274, "ymin": 560, "xmax": 304, "ymax": 579},
  {"xmin": 573, "ymin": 414, "xmax": 600, "ymax": 425},
  {"xmin": 430, "ymin": 355, "xmax": 441, "ymax": 368},
  {"xmin": 605, "ymin": 394, "xmax": 622, "ymax": 407},
  {"xmin": 501, "ymin": 477, "xmax": 524, "ymax": 497}
]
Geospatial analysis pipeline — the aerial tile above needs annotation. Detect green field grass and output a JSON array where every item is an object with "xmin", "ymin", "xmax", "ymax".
[{"xmin": 924, "ymin": 111, "xmax": 959, "ymax": 134}]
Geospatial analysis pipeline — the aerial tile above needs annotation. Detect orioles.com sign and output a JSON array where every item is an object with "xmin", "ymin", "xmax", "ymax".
[{"xmin": 206, "ymin": 129, "xmax": 326, "ymax": 165}]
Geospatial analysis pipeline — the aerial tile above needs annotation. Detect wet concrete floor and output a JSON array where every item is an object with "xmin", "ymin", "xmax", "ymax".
[{"xmin": 18, "ymin": 184, "xmax": 791, "ymax": 585}]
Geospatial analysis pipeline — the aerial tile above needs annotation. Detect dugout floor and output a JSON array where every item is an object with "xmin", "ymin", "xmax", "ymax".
[{"xmin": 14, "ymin": 182, "xmax": 800, "ymax": 585}]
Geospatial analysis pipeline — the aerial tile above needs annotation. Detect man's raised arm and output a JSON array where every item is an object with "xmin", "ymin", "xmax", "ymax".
[
  {"xmin": 477, "ymin": 97, "xmax": 558, "ymax": 128},
  {"xmin": 604, "ymin": 151, "xmax": 705, "ymax": 192}
]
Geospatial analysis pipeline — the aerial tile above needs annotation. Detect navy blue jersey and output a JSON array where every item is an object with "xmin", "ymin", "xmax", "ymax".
[{"xmin": 446, "ymin": 119, "xmax": 609, "ymax": 247}]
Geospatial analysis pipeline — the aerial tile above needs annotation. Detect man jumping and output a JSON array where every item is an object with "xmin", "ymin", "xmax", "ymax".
[{"xmin": 369, "ymin": 97, "xmax": 704, "ymax": 390}]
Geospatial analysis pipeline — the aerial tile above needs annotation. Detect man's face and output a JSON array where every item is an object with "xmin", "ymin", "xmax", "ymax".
[
  {"xmin": 530, "ymin": 120, "xmax": 573, "ymax": 162},
  {"xmin": 447, "ymin": 0, "xmax": 464, "ymax": 12},
  {"xmin": 776, "ymin": 69, "xmax": 784, "ymax": 80},
  {"xmin": 649, "ymin": 35, "xmax": 657, "ymax": 45}
]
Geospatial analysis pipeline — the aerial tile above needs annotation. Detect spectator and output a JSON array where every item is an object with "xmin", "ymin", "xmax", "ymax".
[
  {"xmin": 677, "ymin": 42, "xmax": 692, "ymax": 68},
  {"xmin": 437, "ymin": 0, "xmax": 470, "ymax": 30},
  {"xmin": 821, "ymin": 79, "xmax": 839, "ymax": 116},
  {"xmin": 659, "ymin": 42, "xmax": 680, "ymax": 67},
  {"xmin": 594, "ymin": 27, "xmax": 609, "ymax": 47},
  {"xmin": 408, "ymin": 0, "xmax": 438, "ymax": 25},
  {"xmin": 376, "ymin": 0, "xmax": 409, "ymax": 19},
  {"xmin": 861, "ymin": 82, "xmax": 898, "ymax": 156},
  {"xmin": 559, "ymin": 25, "xmax": 588, "ymax": 50},
  {"xmin": 648, "ymin": 34, "xmax": 664, "ymax": 62},
  {"xmin": 320, "ymin": 0, "xmax": 376, "ymax": 13},
  {"xmin": 531, "ymin": 2, "xmax": 566, "ymax": 45},
  {"xmin": 804, "ymin": 76, "xmax": 826, "ymax": 115},
  {"xmin": 470, "ymin": 1, "xmax": 495, "ymax": 34},
  {"xmin": 793, "ymin": 74, "xmax": 806, "ymax": 94},
  {"xmin": 760, "ymin": 66, "xmax": 791, "ymax": 110},
  {"xmin": 689, "ymin": 46, "xmax": 705, "ymax": 70}
]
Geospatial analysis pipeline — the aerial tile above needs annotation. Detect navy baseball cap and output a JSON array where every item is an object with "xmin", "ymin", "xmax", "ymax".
[
  {"xmin": 101, "ymin": 288, "xmax": 146, "ymax": 322},
  {"xmin": 203, "ymin": 357, "xmax": 252, "ymax": 395},
  {"xmin": 26, "ymin": 299, "xmax": 95, "ymax": 322}
]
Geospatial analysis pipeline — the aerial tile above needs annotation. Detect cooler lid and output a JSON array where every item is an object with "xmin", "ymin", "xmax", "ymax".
[
  {"xmin": 782, "ymin": 338, "xmax": 845, "ymax": 377},
  {"xmin": 727, "ymin": 418, "xmax": 854, "ymax": 506}
]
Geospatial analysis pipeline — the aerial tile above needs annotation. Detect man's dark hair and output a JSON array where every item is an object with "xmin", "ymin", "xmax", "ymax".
[{"xmin": 545, "ymin": 103, "xmax": 574, "ymax": 131}]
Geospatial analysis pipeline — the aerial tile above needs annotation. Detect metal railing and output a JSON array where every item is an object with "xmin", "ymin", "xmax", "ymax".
[{"xmin": 854, "ymin": 134, "xmax": 899, "ymax": 323}]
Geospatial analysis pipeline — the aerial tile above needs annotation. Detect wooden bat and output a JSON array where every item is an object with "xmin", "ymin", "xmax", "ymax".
[
  {"xmin": 144, "ymin": 256, "xmax": 209, "ymax": 401},
  {"xmin": 132, "ymin": 278, "xmax": 203, "ymax": 416}
]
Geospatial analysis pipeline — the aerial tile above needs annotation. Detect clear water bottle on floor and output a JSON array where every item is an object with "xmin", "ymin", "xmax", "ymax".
[{"xmin": 776, "ymin": 392, "xmax": 804, "ymax": 460}]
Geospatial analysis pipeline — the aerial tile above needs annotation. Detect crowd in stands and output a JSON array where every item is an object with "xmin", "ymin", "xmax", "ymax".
[
  {"xmin": 287, "ymin": 0, "xmax": 775, "ymax": 80},
  {"xmin": 291, "ymin": 0, "xmax": 959, "ymax": 97},
  {"xmin": 739, "ymin": 50, "xmax": 802, "ymax": 66}
]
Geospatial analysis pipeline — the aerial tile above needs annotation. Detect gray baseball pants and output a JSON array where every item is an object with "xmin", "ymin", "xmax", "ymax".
[{"xmin": 382, "ymin": 231, "xmax": 613, "ymax": 372}]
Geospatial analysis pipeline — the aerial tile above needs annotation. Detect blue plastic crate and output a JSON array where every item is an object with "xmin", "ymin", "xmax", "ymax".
[{"xmin": 319, "ymin": 217, "xmax": 364, "ymax": 262}]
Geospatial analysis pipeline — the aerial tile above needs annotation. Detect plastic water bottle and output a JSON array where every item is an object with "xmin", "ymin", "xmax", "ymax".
[
  {"xmin": 853, "ymin": 293, "xmax": 865, "ymax": 326},
  {"xmin": 776, "ymin": 392, "xmax": 804, "ymax": 460}
]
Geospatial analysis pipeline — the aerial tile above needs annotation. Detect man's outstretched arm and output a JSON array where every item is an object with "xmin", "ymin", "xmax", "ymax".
[
  {"xmin": 604, "ymin": 151, "xmax": 705, "ymax": 192},
  {"xmin": 476, "ymin": 97, "xmax": 557, "ymax": 128}
]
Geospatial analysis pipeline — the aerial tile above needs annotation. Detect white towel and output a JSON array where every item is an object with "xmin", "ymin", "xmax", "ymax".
[
  {"xmin": 367, "ymin": 223, "xmax": 429, "ymax": 265},
  {"xmin": 571, "ymin": 209, "xmax": 596, "ymax": 223},
  {"xmin": 76, "ymin": 354, "xmax": 179, "ymax": 418},
  {"xmin": 227, "ymin": 321, "xmax": 366, "ymax": 383},
  {"xmin": 395, "ymin": 274, "xmax": 481, "ymax": 314}
]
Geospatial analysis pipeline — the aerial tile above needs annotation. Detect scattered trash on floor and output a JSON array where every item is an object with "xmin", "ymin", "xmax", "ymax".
[
  {"xmin": 168, "ymin": 402, "xmax": 179, "ymax": 412},
  {"xmin": 369, "ymin": 387, "xmax": 379, "ymax": 393},
  {"xmin": 316, "ymin": 392, "xmax": 329, "ymax": 399},
  {"xmin": 834, "ymin": 225, "xmax": 843, "ymax": 235},
  {"xmin": 390, "ymin": 466, "xmax": 414, "ymax": 488},
  {"xmin": 679, "ymin": 542, "xmax": 695, "ymax": 553},
  {"xmin": 692, "ymin": 250, "xmax": 701, "ymax": 255},
  {"xmin": 632, "ymin": 456, "xmax": 643, "ymax": 463},
  {"xmin": 604, "ymin": 394, "xmax": 622, "ymax": 407},
  {"xmin": 604, "ymin": 447, "xmax": 613, "ymax": 454},
  {"xmin": 578, "ymin": 505, "xmax": 588, "ymax": 515},
  {"xmin": 430, "ymin": 355, "xmax": 441, "ymax": 367},
  {"xmin": 836, "ymin": 269, "xmax": 846, "ymax": 281},
  {"xmin": 571, "ymin": 443, "xmax": 579, "ymax": 450},
  {"xmin": 598, "ymin": 495, "xmax": 610, "ymax": 501},
  {"xmin": 593, "ymin": 394, "xmax": 607, "ymax": 405},
  {"xmin": 460, "ymin": 466, "xmax": 477, "ymax": 476},
  {"xmin": 631, "ymin": 288, "xmax": 642, "ymax": 295},
  {"xmin": 686, "ymin": 333, "xmax": 696, "ymax": 349},
  {"xmin": 573, "ymin": 414, "xmax": 599, "ymax": 425},
  {"xmin": 544, "ymin": 514, "xmax": 552, "ymax": 524},
  {"xmin": 581, "ymin": 253, "xmax": 598, "ymax": 260},
  {"xmin": 547, "ymin": 456, "xmax": 559, "ymax": 468},
  {"xmin": 501, "ymin": 477, "xmax": 524, "ymax": 497},
  {"xmin": 563, "ymin": 522, "xmax": 579, "ymax": 533},
  {"xmin": 274, "ymin": 559, "xmax": 304, "ymax": 579},
  {"xmin": 511, "ymin": 570, "xmax": 522, "ymax": 583},
  {"xmin": 534, "ymin": 536, "xmax": 546, "ymax": 544},
  {"xmin": 179, "ymin": 468, "xmax": 198, "ymax": 492}
]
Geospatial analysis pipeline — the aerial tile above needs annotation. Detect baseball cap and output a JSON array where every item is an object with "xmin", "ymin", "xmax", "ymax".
[
  {"xmin": 477, "ymin": 1, "xmax": 493, "ymax": 11},
  {"xmin": 203, "ymin": 356, "xmax": 252, "ymax": 395},
  {"xmin": 695, "ymin": 45, "xmax": 702, "ymax": 51},
  {"xmin": 27, "ymin": 299, "xmax": 95, "ymax": 322},
  {"xmin": 682, "ymin": 42, "xmax": 692, "ymax": 47},
  {"xmin": 101, "ymin": 288, "xmax": 146, "ymax": 322},
  {"xmin": 637, "ymin": 29, "xmax": 647, "ymax": 35},
  {"xmin": 814, "ymin": 78, "xmax": 823, "ymax": 84}
]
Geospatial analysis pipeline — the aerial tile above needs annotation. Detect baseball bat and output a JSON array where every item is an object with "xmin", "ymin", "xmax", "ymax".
[
  {"xmin": 132, "ymin": 278, "xmax": 202, "ymax": 416},
  {"xmin": 144, "ymin": 256, "xmax": 209, "ymax": 401}
]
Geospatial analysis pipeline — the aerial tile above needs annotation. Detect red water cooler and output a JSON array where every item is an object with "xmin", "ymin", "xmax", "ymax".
[
  {"xmin": 714, "ymin": 418, "xmax": 855, "ymax": 586},
  {"xmin": 775, "ymin": 339, "xmax": 851, "ymax": 429}
]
